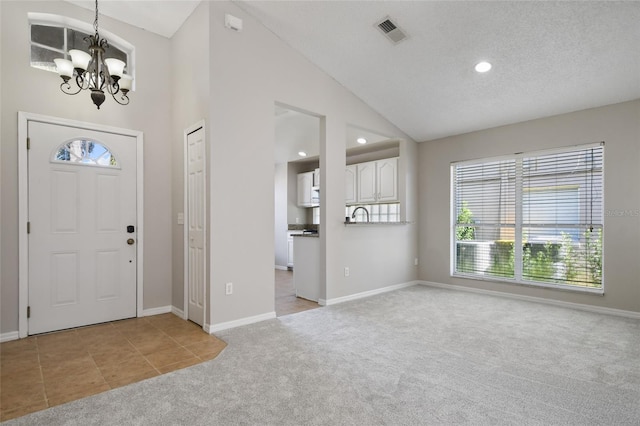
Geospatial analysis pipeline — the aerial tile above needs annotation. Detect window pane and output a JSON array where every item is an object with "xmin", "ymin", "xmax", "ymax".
[
  {"xmin": 105, "ymin": 45, "xmax": 127, "ymax": 64},
  {"xmin": 31, "ymin": 25, "xmax": 64, "ymax": 49},
  {"xmin": 30, "ymin": 45, "xmax": 64, "ymax": 72},
  {"xmin": 452, "ymin": 144, "xmax": 603, "ymax": 290},
  {"xmin": 68, "ymin": 29, "xmax": 91, "ymax": 51},
  {"xmin": 53, "ymin": 139, "xmax": 118, "ymax": 167}
]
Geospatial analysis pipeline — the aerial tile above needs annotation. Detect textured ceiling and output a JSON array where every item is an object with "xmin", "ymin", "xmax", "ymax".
[
  {"xmin": 66, "ymin": 1, "xmax": 640, "ymax": 142},
  {"xmin": 237, "ymin": 1, "xmax": 640, "ymax": 141}
]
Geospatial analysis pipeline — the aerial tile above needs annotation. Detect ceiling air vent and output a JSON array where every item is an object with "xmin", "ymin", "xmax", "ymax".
[{"xmin": 376, "ymin": 17, "xmax": 407, "ymax": 44}]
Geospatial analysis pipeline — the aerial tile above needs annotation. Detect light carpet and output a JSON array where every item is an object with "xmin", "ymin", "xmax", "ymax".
[{"xmin": 5, "ymin": 285, "xmax": 640, "ymax": 425}]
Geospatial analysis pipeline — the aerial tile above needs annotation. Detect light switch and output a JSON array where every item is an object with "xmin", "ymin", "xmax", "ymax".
[{"xmin": 177, "ymin": 212, "xmax": 184, "ymax": 225}]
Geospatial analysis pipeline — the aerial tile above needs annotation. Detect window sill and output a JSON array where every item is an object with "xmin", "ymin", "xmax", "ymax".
[{"xmin": 451, "ymin": 273, "xmax": 604, "ymax": 296}]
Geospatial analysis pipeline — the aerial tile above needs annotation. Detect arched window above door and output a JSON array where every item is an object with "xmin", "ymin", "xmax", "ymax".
[
  {"xmin": 53, "ymin": 139, "xmax": 119, "ymax": 168},
  {"xmin": 28, "ymin": 13, "xmax": 135, "ymax": 86}
]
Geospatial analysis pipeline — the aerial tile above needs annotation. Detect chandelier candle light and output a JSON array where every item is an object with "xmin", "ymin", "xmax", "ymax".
[{"xmin": 54, "ymin": 0, "xmax": 132, "ymax": 109}]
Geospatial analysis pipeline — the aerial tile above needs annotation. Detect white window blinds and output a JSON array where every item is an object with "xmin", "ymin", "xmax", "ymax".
[{"xmin": 453, "ymin": 143, "xmax": 604, "ymax": 290}]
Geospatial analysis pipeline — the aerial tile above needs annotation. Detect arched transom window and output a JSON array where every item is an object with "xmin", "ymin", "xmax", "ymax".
[{"xmin": 53, "ymin": 139, "xmax": 119, "ymax": 168}]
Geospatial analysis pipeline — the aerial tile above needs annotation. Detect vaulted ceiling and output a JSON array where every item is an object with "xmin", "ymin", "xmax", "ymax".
[{"xmin": 68, "ymin": 1, "xmax": 640, "ymax": 142}]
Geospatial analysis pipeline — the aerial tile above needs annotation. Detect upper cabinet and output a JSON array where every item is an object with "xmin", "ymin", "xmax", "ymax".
[
  {"xmin": 345, "ymin": 165, "xmax": 357, "ymax": 204},
  {"xmin": 297, "ymin": 171, "xmax": 319, "ymax": 207},
  {"xmin": 376, "ymin": 158, "xmax": 398, "ymax": 202},
  {"xmin": 351, "ymin": 157, "xmax": 398, "ymax": 205}
]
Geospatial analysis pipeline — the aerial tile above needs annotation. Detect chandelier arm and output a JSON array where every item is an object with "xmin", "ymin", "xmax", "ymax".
[
  {"xmin": 75, "ymin": 73, "xmax": 90, "ymax": 90},
  {"xmin": 110, "ymin": 91, "xmax": 130, "ymax": 106},
  {"xmin": 106, "ymin": 79, "xmax": 119, "ymax": 95},
  {"xmin": 60, "ymin": 80, "xmax": 83, "ymax": 95}
]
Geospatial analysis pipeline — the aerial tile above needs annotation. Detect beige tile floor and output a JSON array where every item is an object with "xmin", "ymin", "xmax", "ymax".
[
  {"xmin": 0, "ymin": 314, "xmax": 226, "ymax": 422},
  {"xmin": 275, "ymin": 269, "xmax": 319, "ymax": 317}
]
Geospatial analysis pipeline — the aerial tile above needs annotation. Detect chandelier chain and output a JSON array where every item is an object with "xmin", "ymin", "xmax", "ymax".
[{"xmin": 94, "ymin": 0, "xmax": 99, "ymax": 35}]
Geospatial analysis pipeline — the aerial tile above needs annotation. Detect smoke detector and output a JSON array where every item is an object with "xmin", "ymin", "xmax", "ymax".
[{"xmin": 375, "ymin": 17, "xmax": 408, "ymax": 44}]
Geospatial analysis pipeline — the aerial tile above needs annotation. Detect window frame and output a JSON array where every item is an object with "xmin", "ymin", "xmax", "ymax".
[
  {"xmin": 28, "ymin": 13, "xmax": 136, "ymax": 90},
  {"xmin": 450, "ymin": 142, "xmax": 605, "ymax": 294}
]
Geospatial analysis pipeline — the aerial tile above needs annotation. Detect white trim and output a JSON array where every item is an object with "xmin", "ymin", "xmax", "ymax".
[
  {"xmin": 183, "ymin": 121, "xmax": 207, "ymax": 325},
  {"xmin": 171, "ymin": 306, "xmax": 185, "ymax": 318},
  {"xmin": 419, "ymin": 281, "xmax": 640, "ymax": 320},
  {"xmin": 18, "ymin": 112, "xmax": 144, "ymax": 338},
  {"xmin": 141, "ymin": 306, "xmax": 172, "ymax": 317},
  {"xmin": 1, "ymin": 332, "xmax": 20, "ymax": 343},
  {"xmin": 206, "ymin": 312, "xmax": 276, "ymax": 333},
  {"xmin": 319, "ymin": 281, "xmax": 419, "ymax": 306},
  {"xmin": 274, "ymin": 265, "xmax": 288, "ymax": 271}
]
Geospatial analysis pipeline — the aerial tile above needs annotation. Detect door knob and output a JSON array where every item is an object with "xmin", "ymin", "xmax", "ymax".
[{"xmin": 127, "ymin": 238, "xmax": 135, "ymax": 245}]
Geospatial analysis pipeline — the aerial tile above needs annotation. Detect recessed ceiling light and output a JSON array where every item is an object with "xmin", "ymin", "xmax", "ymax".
[
  {"xmin": 475, "ymin": 61, "xmax": 492, "ymax": 73},
  {"xmin": 298, "ymin": 151, "xmax": 307, "ymax": 157},
  {"xmin": 356, "ymin": 137, "xmax": 367, "ymax": 144}
]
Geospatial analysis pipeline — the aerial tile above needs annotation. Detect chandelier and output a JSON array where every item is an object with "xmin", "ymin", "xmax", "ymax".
[{"xmin": 54, "ymin": 0, "xmax": 132, "ymax": 109}]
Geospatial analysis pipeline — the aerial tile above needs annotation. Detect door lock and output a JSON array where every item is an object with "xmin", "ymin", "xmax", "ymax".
[{"xmin": 127, "ymin": 238, "xmax": 135, "ymax": 245}]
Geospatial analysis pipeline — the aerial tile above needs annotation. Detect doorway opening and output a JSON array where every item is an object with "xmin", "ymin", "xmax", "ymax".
[
  {"xmin": 183, "ymin": 121, "xmax": 206, "ymax": 328},
  {"xmin": 273, "ymin": 103, "xmax": 321, "ymax": 317}
]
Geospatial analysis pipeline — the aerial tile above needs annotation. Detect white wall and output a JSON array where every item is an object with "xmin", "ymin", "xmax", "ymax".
[
  {"xmin": 0, "ymin": 1, "xmax": 173, "ymax": 333},
  {"xmin": 418, "ymin": 100, "xmax": 640, "ymax": 313},
  {"xmin": 205, "ymin": 1, "xmax": 418, "ymax": 326}
]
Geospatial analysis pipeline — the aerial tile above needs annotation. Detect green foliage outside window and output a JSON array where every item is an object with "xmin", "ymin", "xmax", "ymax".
[{"xmin": 456, "ymin": 201, "xmax": 475, "ymax": 241}]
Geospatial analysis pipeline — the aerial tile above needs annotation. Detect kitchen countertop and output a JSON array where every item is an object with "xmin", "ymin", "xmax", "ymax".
[{"xmin": 292, "ymin": 233, "xmax": 319, "ymax": 238}]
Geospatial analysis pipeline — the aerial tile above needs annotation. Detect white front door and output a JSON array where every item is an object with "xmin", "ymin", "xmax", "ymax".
[
  {"xmin": 186, "ymin": 126, "xmax": 205, "ymax": 326},
  {"xmin": 27, "ymin": 120, "xmax": 137, "ymax": 335}
]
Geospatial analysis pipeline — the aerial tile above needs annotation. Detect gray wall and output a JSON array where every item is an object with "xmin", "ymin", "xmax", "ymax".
[
  {"xmin": 418, "ymin": 100, "xmax": 640, "ymax": 313},
  {"xmin": 170, "ymin": 1, "xmax": 210, "ymax": 312},
  {"xmin": 1, "ymin": 1, "xmax": 173, "ymax": 333},
  {"xmin": 206, "ymin": 1, "xmax": 418, "ymax": 325}
]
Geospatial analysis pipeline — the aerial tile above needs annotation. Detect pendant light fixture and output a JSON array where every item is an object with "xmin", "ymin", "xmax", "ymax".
[{"xmin": 54, "ymin": 0, "xmax": 132, "ymax": 109}]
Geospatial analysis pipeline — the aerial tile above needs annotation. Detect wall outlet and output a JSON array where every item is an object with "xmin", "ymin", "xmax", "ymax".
[
  {"xmin": 225, "ymin": 282, "xmax": 233, "ymax": 295},
  {"xmin": 177, "ymin": 212, "xmax": 184, "ymax": 225},
  {"xmin": 296, "ymin": 217, "xmax": 299, "ymax": 224},
  {"xmin": 414, "ymin": 258, "xmax": 419, "ymax": 266},
  {"xmin": 344, "ymin": 267, "xmax": 350, "ymax": 277}
]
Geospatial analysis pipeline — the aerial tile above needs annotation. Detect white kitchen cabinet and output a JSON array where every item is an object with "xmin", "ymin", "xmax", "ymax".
[
  {"xmin": 297, "ymin": 172, "xmax": 314, "ymax": 207},
  {"xmin": 376, "ymin": 157, "xmax": 398, "ymax": 202},
  {"xmin": 345, "ymin": 165, "xmax": 357, "ymax": 205},
  {"xmin": 355, "ymin": 157, "xmax": 398, "ymax": 203}
]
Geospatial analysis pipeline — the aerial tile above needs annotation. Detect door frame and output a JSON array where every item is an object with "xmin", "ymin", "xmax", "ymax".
[
  {"xmin": 182, "ymin": 120, "xmax": 207, "ymax": 328},
  {"xmin": 17, "ymin": 111, "xmax": 144, "ymax": 338}
]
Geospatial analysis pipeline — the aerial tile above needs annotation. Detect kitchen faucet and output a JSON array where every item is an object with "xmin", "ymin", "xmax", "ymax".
[{"xmin": 351, "ymin": 206, "xmax": 370, "ymax": 223}]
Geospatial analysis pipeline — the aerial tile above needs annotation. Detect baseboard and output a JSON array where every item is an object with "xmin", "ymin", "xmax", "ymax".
[
  {"xmin": 206, "ymin": 311, "xmax": 277, "ymax": 333},
  {"xmin": 171, "ymin": 306, "xmax": 185, "ymax": 319},
  {"xmin": 0, "ymin": 331, "xmax": 19, "ymax": 343},
  {"xmin": 141, "ymin": 305, "xmax": 172, "ymax": 317},
  {"xmin": 419, "ymin": 281, "xmax": 640, "ymax": 320},
  {"xmin": 274, "ymin": 265, "xmax": 288, "ymax": 271},
  {"xmin": 319, "ymin": 281, "xmax": 419, "ymax": 306}
]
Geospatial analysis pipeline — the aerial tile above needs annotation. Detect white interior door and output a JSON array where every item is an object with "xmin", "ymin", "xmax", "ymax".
[
  {"xmin": 27, "ymin": 121, "xmax": 137, "ymax": 335},
  {"xmin": 186, "ymin": 127, "xmax": 205, "ymax": 326}
]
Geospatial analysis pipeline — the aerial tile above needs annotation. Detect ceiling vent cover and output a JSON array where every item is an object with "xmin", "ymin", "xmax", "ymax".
[{"xmin": 376, "ymin": 17, "xmax": 407, "ymax": 44}]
